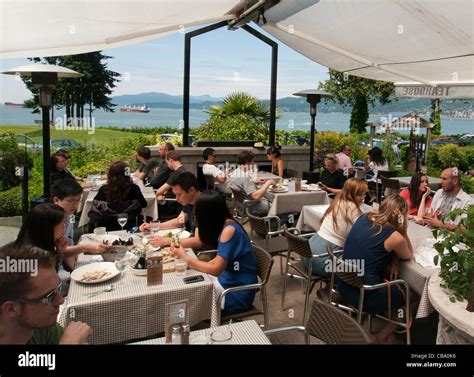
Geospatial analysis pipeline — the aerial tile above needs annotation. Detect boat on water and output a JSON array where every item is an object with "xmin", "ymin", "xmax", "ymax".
[
  {"xmin": 4, "ymin": 102, "xmax": 26, "ymax": 108},
  {"xmin": 120, "ymin": 105, "xmax": 150, "ymax": 113}
]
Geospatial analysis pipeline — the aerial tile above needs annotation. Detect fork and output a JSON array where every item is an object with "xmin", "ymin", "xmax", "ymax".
[{"xmin": 86, "ymin": 284, "xmax": 115, "ymax": 298}]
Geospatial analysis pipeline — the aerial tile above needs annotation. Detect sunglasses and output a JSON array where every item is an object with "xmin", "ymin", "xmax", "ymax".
[{"xmin": 17, "ymin": 281, "xmax": 62, "ymax": 305}]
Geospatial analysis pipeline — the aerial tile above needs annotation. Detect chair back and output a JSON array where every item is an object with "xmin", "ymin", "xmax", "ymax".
[
  {"xmin": 204, "ymin": 174, "xmax": 215, "ymax": 190},
  {"xmin": 230, "ymin": 187, "xmax": 246, "ymax": 203},
  {"xmin": 377, "ymin": 170, "xmax": 397, "ymax": 178},
  {"xmin": 247, "ymin": 210, "xmax": 269, "ymax": 239},
  {"xmin": 306, "ymin": 299, "xmax": 371, "ymax": 344},
  {"xmin": 326, "ymin": 244, "xmax": 364, "ymax": 288},
  {"xmin": 284, "ymin": 168, "xmax": 298, "ymax": 178},
  {"xmin": 380, "ymin": 176, "xmax": 400, "ymax": 191},
  {"xmin": 252, "ymin": 244, "xmax": 274, "ymax": 284},
  {"xmin": 283, "ymin": 226, "xmax": 313, "ymax": 258}
]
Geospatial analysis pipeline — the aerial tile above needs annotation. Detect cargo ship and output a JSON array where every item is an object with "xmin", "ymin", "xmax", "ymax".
[
  {"xmin": 4, "ymin": 102, "xmax": 26, "ymax": 108},
  {"xmin": 120, "ymin": 105, "xmax": 150, "ymax": 113}
]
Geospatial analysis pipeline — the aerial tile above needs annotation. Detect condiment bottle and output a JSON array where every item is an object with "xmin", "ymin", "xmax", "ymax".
[
  {"xmin": 181, "ymin": 324, "xmax": 190, "ymax": 345},
  {"xmin": 171, "ymin": 325, "xmax": 182, "ymax": 344}
]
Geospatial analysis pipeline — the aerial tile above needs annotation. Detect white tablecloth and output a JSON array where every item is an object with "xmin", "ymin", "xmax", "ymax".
[{"xmin": 267, "ymin": 191, "xmax": 329, "ymax": 217}]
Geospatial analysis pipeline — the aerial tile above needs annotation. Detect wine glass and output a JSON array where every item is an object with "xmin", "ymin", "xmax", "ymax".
[{"xmin": 117, "ymin": 213, "xmax": 128, "ymax": 238}]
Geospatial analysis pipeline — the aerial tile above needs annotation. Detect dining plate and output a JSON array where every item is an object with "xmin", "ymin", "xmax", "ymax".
[
  {"xmin": 157, "ymin": 229, "xmax": 191, "ymax": 239},
  {"xmin": 270, "ymin": 187, "xmax": 289, "ymax": 193},
  {"xmin": 71, "ymin": 262, "xmax": 120, "ymax": 284}
]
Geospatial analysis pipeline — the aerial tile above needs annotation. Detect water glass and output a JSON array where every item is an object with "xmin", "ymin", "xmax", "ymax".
[
  {"xmin": 150, "ymin": 220, "xmax": 161, "ymax": 235},
  {"xmin": 94, "ymin": 227, "xmax": 106, "ymax": 236},
  {"xmin": 175, "ymin": 259, "xmax": 188, "ymax": 276}
]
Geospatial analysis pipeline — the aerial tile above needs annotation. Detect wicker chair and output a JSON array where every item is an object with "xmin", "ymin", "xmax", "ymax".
[
  {"xmin": 265, "ymin": 299, "xmax": 371, "ymax": 344},
  {"xmin": 230, "ymin": 187, "xmax": 257, "ymax": 224},
  {"xmin": 246, "ymin": 209, "xmax": 287, "ymax": 274},
  {"xmin": 326, "ymin": 244, "xmax": 411, "ymax": 344},
  {"xmin": 281, "ymin": 226, "xmax": 330, "ymax": 324},
  {"xmin": 217, "ymin": 243, "xmax": 274, "ymax": 329},
  {"xmin": 380, "ymin": 176, "xmax": 401, "ymax": 198},
  {"xmin": 204, "ymin": 174, "xmax": 215, "ymax": 190}
]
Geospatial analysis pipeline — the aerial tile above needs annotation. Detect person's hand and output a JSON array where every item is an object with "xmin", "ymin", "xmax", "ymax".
[
  {"xmin": 413, "ymin": 215, "xmax": 425, "ymax": 224},
  {"xmin": 318, "ymin": 182, "xmax": 329, "ymax": 191},
  {"xmin": 423, "ymin": 213, "xmax": 444, "ymax": 228},
  {"xmin": 422, "ymin": 186, "xmax": 431, "ymax": 198},
  {"xmin": 55, "ymin": 237, "xmax": 69, "ymax": 254},
  {"xmin": 177, "ymin": 213, "xmax": 185, "ymax": 225},
  {"xmin": 170, "ymin": 244, "xmax": 187, "ymax": 260},
  {"xmin": 84, "ymin": 243, "xmax": 110, "ymax": 254},
  {"xmin": 266, "ymin": 179, "xmax": 276, "ymax": 187},
  {"xmin": 389, "ymin": 257, "xmax": 399, "ymax": 280},
  {"xmin": 156, "ymin": 194, "xmax": 166, "ymax": 202},
  {"xmin": 147, "ymin": 235, "xmax": 170, "ymax": 247},
  {"xmin": 139, "ymin": 222, "xmax": 150, "ymax": 232},
  {"xmin": 59, "ymin": 321, "xmax": 92, "ymax": 344}
]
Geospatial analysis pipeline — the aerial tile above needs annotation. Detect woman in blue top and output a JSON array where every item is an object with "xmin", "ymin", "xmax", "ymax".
[
  {"xmin": 171, "ymin": 191, "xmax": 257, "ymax": 315},
  {"xmin": 338, "ymin": 194, "xmax": 413, "ymax": 343}
]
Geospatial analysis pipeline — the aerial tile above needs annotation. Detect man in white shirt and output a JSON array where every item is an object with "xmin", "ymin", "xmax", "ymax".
[
  {"xmin": 336, "ymin": 144, "xmax": 353, "ymax": 177},
  {"xmin": 201, "ymin": 148, "xmax": 229, "ymax": 193},
  {"xmin": 424, "ymin": 167, "xmax": 473, "ymax": 229}
]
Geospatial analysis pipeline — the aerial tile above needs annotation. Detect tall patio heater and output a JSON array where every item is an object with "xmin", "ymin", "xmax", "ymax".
[
  {"xmin": 293, "ymin": 89, "xmax": 333, "ymax": 172},
  {"xmin": 2, "ymin": 64, "xmax": 82, "ymax": 200}
]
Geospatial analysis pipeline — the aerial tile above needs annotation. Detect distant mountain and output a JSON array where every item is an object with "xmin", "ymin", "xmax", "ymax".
[
  {"xmin": 112, "ymin": 92, "xmax": 474, "ymax": 118},
  {"xmin": 112, "ymin": 92, "xmax": 222, "ymax": 106}
]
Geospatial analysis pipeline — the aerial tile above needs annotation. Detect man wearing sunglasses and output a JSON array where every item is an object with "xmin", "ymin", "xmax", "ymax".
[{"xmin": 0, "ymin": 245, "xmax": 92, "ymax": 344}]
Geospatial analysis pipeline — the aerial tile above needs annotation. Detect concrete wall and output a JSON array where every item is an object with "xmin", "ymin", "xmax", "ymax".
[{"xmin": 148, "ymin": 146, "xmax": 311, "ymax": 177}]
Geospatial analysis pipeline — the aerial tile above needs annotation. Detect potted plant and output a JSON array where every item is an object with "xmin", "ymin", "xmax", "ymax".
[{"xmin": 432, "ymin": 206, "xmax": 474, "ymax": 310}]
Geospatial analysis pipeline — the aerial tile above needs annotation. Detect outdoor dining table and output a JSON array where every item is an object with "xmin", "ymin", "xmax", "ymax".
[
  {"xmin": 58, "ymin": 233, "xmax": 218, "ymax": 344},
  {"xmin": 295, "ymin": 204, "xmax": 439, "ymax": 319},
  {"xmin": 428, "ymin": 273, "xmax": 474, "ymax": 344},
  {"xmin": 256, "ymin": 171, "xmax": 281, "ymax": 183},
  {"xmin": 130, "ymin": 320, "xmax": 271, "ymax": 345},
  {"xmin": 266, "ymin": 190, "xmax": 329, "ymax": 217},
  {"xmin": 77, "ymin": 178, "xmax": 158, "ymax": 228}
]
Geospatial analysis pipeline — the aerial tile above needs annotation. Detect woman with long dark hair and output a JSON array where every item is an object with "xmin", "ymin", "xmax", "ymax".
[
  {"xmin": 364, "ymin": 147, "xmax": 389, "ymax": 180},
  {"xmin": 399, "ymin": 172, "xmax": 432, "ymax": 222},
  {"xmin": 15, "ymin": 203, "xmax": 67, "ymax": 255},
  {"xmin": 91, "ymin": 161, "xmax": 147, "ymax": 230},
  {"xmin": 266, "ymin": 145, "xmax": 284, "ymax": 177},
  {"xmin": 170, "ymin": 191, "xmax": 257, "ymax": 315}
]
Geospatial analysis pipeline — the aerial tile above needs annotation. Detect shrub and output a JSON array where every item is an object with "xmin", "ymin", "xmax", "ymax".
[
  {"xmin": 436, "ymin": 144, "xmax": 470, "ymax": 171},
  {"xmin": 196, "ymin": 114, "xmax": 268, "ymax": 142}
]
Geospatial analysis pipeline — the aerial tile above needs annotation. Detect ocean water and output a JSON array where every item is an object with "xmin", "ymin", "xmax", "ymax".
[{"xmin": 0, "ymin": 106, "xmax": 472, "ymax": 135}]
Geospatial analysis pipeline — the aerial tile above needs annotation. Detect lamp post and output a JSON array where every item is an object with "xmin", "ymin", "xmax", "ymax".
[
  {"xmin": 293, "ymin": 89, "xmax": 333, "ymax": 171},
  {"xmin": 2, "ymin": 64, "xmax": 82, "ymax": 199}
]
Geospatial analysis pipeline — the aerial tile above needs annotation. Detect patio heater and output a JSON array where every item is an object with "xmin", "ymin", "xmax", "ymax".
[
  {"xmin": 293, "ymin": 90, "xmax": 333, "ymax": 172},
  {"xmin": 2, "ymin": 64, "xmax": 82, "ymax": 200}
]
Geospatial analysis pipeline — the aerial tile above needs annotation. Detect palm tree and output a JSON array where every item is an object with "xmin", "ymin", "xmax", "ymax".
[{"xmin": 206, "ymin": 92, "xmax": 278, "ymax": 122}]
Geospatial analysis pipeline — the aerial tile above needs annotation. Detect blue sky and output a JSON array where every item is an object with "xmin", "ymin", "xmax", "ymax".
[{"xmin": 0, "ymin": 25, "xmax": 329, "ymax": 102}]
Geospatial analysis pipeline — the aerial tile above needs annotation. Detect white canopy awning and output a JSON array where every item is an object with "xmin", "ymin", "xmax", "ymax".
[
  {"xmin": 1, "ymin": 0, "xmax": 473, "ymax": 97},
  {"xmin": 263, "ymin": 0, "xmax": 474, "ymax": 92},
  {"xmin": 0, "ymin": 0, "xmax": 241, "ymax": 58}
]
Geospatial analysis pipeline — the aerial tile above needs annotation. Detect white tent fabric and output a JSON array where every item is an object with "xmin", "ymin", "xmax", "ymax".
[
  {"xmin": 0, "ymin": 0, "xmax": 241, "ymax": 58},
  {"xmin": 1, "ymin": 0, "xmax": 473, "ymax": 98},
  {"xmin": 263, "ymin": 0, "xmax": 474, "ymax": 94}
]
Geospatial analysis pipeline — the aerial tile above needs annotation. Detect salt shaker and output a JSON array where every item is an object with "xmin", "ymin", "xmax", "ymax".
[
  {"xmin": 171, "ymin": 325, "xmax": 182, "ymax": 344},
  {"xmin": 181, "ymin": 324, "xmax": 190, "ymax": 345}
]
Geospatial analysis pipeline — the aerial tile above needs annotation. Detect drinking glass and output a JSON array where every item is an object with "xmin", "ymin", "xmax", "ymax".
[
  {"xmin": 114, "ymin": 251, "xmax": 132, "ymax": 278},
  {"xmin": 150, "ymin": 220, "xmax": 161, "ymax": 236},
  {"xmin": 117, "ymin": 213, "xmax": 128, "ymax": 238},
  {"xmin": 174, "ymin": 259, "xmax": 187, "ymax": 276},
  {"xmin": 210, "ymin": 322, "xmax": 233, "ymax": 344}
]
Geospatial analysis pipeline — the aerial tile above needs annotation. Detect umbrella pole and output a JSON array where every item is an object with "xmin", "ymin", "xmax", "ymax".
[{"xmin": 42, "ymin": 105, "xmax": 51, "ymax": 198}]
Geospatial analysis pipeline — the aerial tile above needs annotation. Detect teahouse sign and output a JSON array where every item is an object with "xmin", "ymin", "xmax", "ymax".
[{"xmin": 395, "ymin": 85, "xmax": 474, "ymax": 99}]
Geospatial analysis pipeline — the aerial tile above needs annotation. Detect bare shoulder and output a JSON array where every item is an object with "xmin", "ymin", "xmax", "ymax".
[
  {"xmin": 220, "ymin": 222, "xmax": 236, "ymax": 243},
  {"xmin": 385, "ymin": 231, "xmax": 406, "ymax": 251}
]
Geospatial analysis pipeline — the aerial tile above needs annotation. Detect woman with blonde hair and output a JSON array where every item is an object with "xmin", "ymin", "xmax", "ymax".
[
  {"xmin": 338, "ymin": 194, "xmax": 413, "ymax": 343},
  {"xmin": 303, "ymin": 178, "xmax": 368, "ymax": 278}
]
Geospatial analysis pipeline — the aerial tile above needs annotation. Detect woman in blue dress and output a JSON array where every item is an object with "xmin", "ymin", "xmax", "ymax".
[
  {"xmin": 171, "ymin": 191, "xmax": 257, "ymax": 315},
  {"xmin": 338, "ymin": 194, "xmax": 413, "ymax": 343}
]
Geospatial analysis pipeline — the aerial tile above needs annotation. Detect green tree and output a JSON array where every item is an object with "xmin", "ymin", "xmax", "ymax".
[
  {"xmin": 23, "ymin": 52, "xmax": 120, "ymax": 124},
  {"xmin": 430, "ymin": 98, "xmax": 442, "ymax": 135},
  {"xmin": 320, "ymin": 70, "xmax": 395, "ymax": 133}
]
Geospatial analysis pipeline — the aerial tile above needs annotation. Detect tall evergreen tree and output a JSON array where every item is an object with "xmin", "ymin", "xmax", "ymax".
[
  {"xmin": 430, "ymin": 98, "xmax": 442, "ymax": 135},
  {"xmin": 320, "ymin": 70, "xmax": 395, "ymax": 133}
]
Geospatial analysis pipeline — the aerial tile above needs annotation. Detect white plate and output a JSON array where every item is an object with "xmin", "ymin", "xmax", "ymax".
[
  {"xmin": 71, "ymin": 262, "xmax": 120, "ymax": 284},
  {"xmin": 270, "ymin": 187, "xmax": 288, "ymax": 193},
  {"xmin": 157, "ymin": 229, "xmax": 191, "ymax": 239}
]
